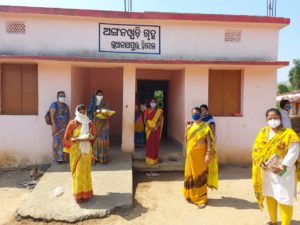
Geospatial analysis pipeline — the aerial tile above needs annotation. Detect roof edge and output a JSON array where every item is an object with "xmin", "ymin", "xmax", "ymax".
[
  {"xmin": 0, "ymin": 54, "xmax": 290, "ymax": 67},
  {"xmin": 0, "ymin": 5, "xmax": 290, "ymax": 25}
]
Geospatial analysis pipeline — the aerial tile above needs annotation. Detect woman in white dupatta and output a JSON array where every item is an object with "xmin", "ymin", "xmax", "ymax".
[{"xmin": 64, "ymin": 104, "xmax": 96, "ymax": 203}]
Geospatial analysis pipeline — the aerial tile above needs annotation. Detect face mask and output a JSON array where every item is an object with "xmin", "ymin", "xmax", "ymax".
[
  {"xmin": 268, "ymin": 119, "xmax": 281, "ymax": 128},
  {"xmin": 192, "ymin": 113, "xmax": 201, "ymax": 121},
  {"xmin": 96, "ymin": 96, "xmax": 103, "ymax": 105},
  {"xmin": 287, "ymin": 105, "xmax": 292, "ymax": 110},
  {"xmin": 58, "ymin": 97, "xmax": 65, "ymax": 103},
  {"xmin": 150, "ymin": 103, "xmax": 156, "ymax": 108}
]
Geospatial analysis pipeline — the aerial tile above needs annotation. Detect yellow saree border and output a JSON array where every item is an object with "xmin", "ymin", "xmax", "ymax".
[
  {"xmin": 145, "ymin": 108, "xmax": 163, "ymax": 140},
  {"xmin": 186, "ymin": 122, "xmax": 218, "ymax": 190}
]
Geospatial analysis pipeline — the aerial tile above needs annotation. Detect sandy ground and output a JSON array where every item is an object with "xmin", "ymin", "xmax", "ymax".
[{"xmin": 1, "ymin": 166, "xmax": 300, "ymax": 225}]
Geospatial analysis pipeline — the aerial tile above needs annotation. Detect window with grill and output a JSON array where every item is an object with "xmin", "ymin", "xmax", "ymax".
[
  {"xmin": 6, "ymin": 21, "xmax": 26, "ymax": 34},
  {"xmin": 224, "ymin": 30, "xmax": 241, "ymax": 43},
  {"xmin": 208, "ymin": 70, "xmax": 242, "ymax": 116},
  {"xmin": 0, "ymin": 64, "xmax": 38, "ymax": 115}
]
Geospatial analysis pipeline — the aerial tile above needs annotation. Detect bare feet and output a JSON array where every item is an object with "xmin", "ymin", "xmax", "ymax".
[
  {"xmin": 76, "ymin": 199, "xmax": 83, "ymax": 204},
  {"xmin": 197, "ymin": 203, "xmax": 206, "ymax": 209}
]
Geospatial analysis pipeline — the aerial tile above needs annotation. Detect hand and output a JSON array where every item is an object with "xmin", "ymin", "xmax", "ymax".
[
  {"xmin": 271, "ymin": 166, "xmax": 283, "ymax": 174},
  {"xmin": 71, "ymin": 137, "xmax": 78, "ymax": 142},
  {"xmin": 52, "ymin": 127, "xmax": 57, "ymax": 136},
  {"xmin": 78, "ymin": 138, "xmax": 89, "ymax": 142},
  {"xmin": 260, "ymin": 162, "xmax": 268, "ymax": 170},
  {"xmin": 205, "ymin": 153, "xmax": 210, "ymax": 164}
]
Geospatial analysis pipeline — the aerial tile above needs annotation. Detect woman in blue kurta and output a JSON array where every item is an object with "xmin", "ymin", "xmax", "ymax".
[{"xmin": 50, "ymin": 91, "xmax": 70, "ymax": 163}]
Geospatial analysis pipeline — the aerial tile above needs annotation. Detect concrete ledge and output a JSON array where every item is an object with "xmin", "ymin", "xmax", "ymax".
[
  {"xmin": 17, "ymin": 152, "xmax": 133, "ymax": 223},
  {"xmin": 133, "ymin": 158, "xmax": 185, "ymax": 172}
]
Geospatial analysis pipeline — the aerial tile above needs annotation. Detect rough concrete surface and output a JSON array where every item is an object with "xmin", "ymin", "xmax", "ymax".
[{"xmin": 16, "ymin": 152, "xmax": 133, "ymax": 223}]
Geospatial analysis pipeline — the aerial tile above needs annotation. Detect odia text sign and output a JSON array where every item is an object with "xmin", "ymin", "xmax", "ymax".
[{"xmin": 99, "ymin": 23, "xmax": 161, "ymax": 54}]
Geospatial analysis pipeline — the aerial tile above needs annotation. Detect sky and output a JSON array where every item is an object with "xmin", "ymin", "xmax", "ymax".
[{"xmin": 0, "ymin": 0, "xmax": 299, "ymax": 83}]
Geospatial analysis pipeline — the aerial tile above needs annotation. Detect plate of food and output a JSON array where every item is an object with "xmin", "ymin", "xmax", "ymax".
[
  {"xmin": 77, "ymin": 133, "xmax": 90, "ymax": 140},
  {"xmin": 96, "ymin": 109, "xmax": 116, "ymax": 119}
]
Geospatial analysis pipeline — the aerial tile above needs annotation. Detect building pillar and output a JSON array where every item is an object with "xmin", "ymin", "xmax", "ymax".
[
  {"xmin": 121, "ymin": 64, "xmax": 136, "ymax": 153},
  {"xmin": 183, "ymin": 66, "xmax": 209, "ymax": 156}
]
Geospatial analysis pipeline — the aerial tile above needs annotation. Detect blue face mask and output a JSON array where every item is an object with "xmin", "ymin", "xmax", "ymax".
[
  {"xmin": 287, "ymin": 105, "xmax": 292, "ymax": 110},
  {"xmin": 192, "ymin": 113, "xmax": 201, "ymax": 121}
]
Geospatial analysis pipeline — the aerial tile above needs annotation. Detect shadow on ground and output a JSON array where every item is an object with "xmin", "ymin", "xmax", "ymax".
[{"xmin": 208, "ymin": 196, "xmax": 258, "ymax": 210}]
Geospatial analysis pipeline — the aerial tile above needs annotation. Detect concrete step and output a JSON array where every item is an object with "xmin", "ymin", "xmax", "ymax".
[
  {"xmin": 133, "ymin": 150, "xmax": 183, "ymax": 161},
  {"xmin": 17, "ymin": 152, "xmax": 133, "ymax": 223},
  {"xmin": 133, "ymin": 158, "xmax": 185, "ymax": 172}
]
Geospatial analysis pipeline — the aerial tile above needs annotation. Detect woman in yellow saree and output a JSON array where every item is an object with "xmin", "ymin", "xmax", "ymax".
[
  {"xmin": 64, "ymin": 104, "xmax": 96, "ymax": 203},
  {"xmin": 252, "ymin": 108, "xmax": 300, "ymax": 225},
  {"xmin": 144, "ymin": 99, "xmax": 164, "ymax": 165},
  {"xmin": 183, "ymin": 107, "xmax": 218, "ymax": 208}
]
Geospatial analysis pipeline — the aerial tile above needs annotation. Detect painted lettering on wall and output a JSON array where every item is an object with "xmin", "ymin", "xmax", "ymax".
[{"xmin": 99, "ymin": 23, "xmax": 161, "ymax": 54}]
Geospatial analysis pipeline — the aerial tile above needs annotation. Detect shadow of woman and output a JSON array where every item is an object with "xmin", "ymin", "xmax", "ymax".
[
  {"xmin": 291, "ymin": 220, "xmax": 300, "ymax": 225},
  {"xmin": 207, "ymin": 196, "xmax": 259, "ymax": 210},
  {"xmin": 112, "ymin": 199, "xmax": 148, "ymax": 221},
  {"xmin": 77, "ymin": 193, "xmax": 148, "ymax": 221}
]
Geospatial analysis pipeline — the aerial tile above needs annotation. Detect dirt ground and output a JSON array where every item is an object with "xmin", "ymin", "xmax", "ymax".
[{"xmin": 1, "ymin": 167, "xmax": 300, "ymax": 225}]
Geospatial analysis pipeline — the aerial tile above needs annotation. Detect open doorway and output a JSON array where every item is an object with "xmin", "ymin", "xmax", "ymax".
[{"xmin": 137, "ymin": 79, "xmax": 169, "ymax": 138}]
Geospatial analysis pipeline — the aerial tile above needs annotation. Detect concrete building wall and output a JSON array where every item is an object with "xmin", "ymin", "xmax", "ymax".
[
  {"xmin": 0, "ymin": 14, "xmax": 279, "ymax": 61},
  {"xmin": 214, "ymin": 67, "xmax": 277, "ymax": 164},
  {"xmin": 168, "ymin": 70, "xmax": 185, "ymax": 143},
  {"xmin": 71, "ymin": 67, "xmax": 90, "ymax": 115},
  {"xmin": 0, "ymin": 62, "xmax": 72, "ymax": 167},
  {"xmin": 89, "ymin": 68, "xmax": 123, "ymax": 137}
]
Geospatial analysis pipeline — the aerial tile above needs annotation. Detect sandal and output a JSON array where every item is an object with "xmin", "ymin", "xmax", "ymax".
[{"xmin": 266, "ymin": 222, "xmax": 277, "ymax": 225}]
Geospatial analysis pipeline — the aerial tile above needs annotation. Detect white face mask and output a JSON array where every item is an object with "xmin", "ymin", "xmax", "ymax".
[
  {"xmin": 58, "ymin": 97, "xmax": 65, "ymax": 103},
  {"xmin": 268, "ymin": 119, "xmax": 281, "ymax": 128},
  {"xmin": 96, "ymin": 96, "xmax": 103, "ymax": 101},
  {"xmin": 96, "ymin": 96, "xmax": 103, "ymax": 105},
  {"xmin": 150, "ymin": 102, "xmax": 156, "ymax": 109}
]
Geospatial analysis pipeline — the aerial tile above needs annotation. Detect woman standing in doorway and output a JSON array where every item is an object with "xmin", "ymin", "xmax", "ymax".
[
  {"xmin": 87, "ymin": 90, "xmax": 111, "ymax": 164},
  {"xmin": 50, "ymin": 91, "xmax": 70, "ymax": 163},
  {"xmin": 135, "ymin": 103, "xmax": 145, "ymax": 148},
  {"xmin": 183, "ymin": 107, "xmax": 218, "ymax": 208},
  {"xmin": 144, "ymin": 98, "xmax": 164, "ymax": 165},
  {"xmin": 63, "ymin": 104, "xmax": 96, "ymax": 203},
  {"xmin": 252, "ymin": 108, "xmax": 300, "ymax": 225}
]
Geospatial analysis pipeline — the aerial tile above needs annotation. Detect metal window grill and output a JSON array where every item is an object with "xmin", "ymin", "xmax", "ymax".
[
  {"xmin": 224, "ymin": 30, "xmax": 241, "ymax": 43},
  {"xmin": 6, "ymin": 22, "xmax": 26, "ymax": 34}
]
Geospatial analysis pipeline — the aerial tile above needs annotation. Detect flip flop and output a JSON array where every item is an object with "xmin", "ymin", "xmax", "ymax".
[
  {"xmin": 150, "ymin": 172, "xmax": 160, "ymax": 177},
  {"xmin": 146, "ymin": 173, "xmax": 153, "ymax": 177}
]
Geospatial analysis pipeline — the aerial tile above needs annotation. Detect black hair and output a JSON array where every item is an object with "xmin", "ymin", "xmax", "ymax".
[
  {"xmin": 77, "ymin": 104, "xmax": 87, "ymax": 112},
  {"xmin": 279, "ymin": 99, "xmax": 290, "ymax": 109},
  {"xmin": 57, "ymin": 91, "xmax": 65, "ymax": 97},
  {"xmin": 192, "ymin": 107, "xmax": 201, "ymax": 113},
  {"xmin": 200, "ymin": 104, "xmax": 208, "ymax": 111},
  {"xmin": 95, "ymin": 90, "xmax": 103, "ymax": 95},
  {"xmin": 265, "ymin": 108, "xmax": 281, "ymax": 118}
]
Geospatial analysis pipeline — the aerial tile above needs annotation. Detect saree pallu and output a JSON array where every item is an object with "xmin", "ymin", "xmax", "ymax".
[
  {"xmin": 135, "ymin": 113, "xmax": 145, "ymax": 148},
  {"xmin": 183, "ymin": 122, "xmax": 218, "ymax": 204},
  {"xmin": 64, "ymin": 120, "xmax": 95, "ymax": 201},
  {"xmin": 144, "ymin": 108, "xmax": 164, "ymax": 165},
  {"xmin": 93, "ymin": 118, "xmax": 110, "ymax": 164},
  {"xmin": 51, "ymin": 102, "xmax": 70, "ymax": 162},
  {"xmin": 252, "ymin": 126, "xmax": 300, "ymax": 210}
]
